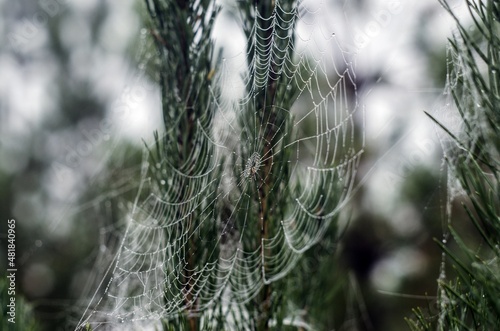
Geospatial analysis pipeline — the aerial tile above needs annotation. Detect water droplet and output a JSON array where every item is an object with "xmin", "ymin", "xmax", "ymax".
[
  {"xmin": 35, "ymin": 240, "xmax": 43, "ymax": 247},
  {"xmin": 442, "ymin": 239, "xmax": 447, "ymax": 244},
  {"xmin": 160, "ymin": 180, "xmax": 166, "ymax": 185},
  {"xmin": 140, "ymin": 28, "xmax": 147, "ymax": 35},
  {"xmin": 100, "ymin": 245, "xmax": 106, "ymax": 252}
]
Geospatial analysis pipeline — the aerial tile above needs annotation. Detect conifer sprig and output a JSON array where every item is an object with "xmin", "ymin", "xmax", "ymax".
[{"xmin": 408, "ymin": 1, "xmax": 500, "ymax": 329}]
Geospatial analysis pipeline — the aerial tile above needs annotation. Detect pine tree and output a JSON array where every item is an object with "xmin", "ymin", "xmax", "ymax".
[
  {"xmin": 80, "ymin": 0, "xmax": 360, "ymax": 330},
  {"xmin": 408, "ymin": 1, "xmax": 500, "ymax": 329}
]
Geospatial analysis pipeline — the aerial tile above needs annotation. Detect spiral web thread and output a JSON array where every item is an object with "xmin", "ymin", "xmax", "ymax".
[{"xmin": 79, "ymin": 0, "xmax": 364, "ymax": 328}]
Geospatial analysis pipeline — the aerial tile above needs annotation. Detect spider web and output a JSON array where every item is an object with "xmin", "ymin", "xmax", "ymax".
[{"xmin": 78, "ymin": 0, "xmax": 363, "ymax": 329}]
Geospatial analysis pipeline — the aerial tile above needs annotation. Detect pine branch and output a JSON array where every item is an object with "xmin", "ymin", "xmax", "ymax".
[
  {"xmin": 145, "ymin": 1, "xmax": 218, "ymax": 329},
  {"xmin": 409, "ymin": 1, "xmax": 500, "ymax": 329},
  {"xmin": 236, "ymin": 1, "xmax": 301, "ymax": 329}
]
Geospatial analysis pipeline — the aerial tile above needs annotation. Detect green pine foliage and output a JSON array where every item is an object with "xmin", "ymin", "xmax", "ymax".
[
  {"xmin": 408, "ymin": 1, "xmax": 500, "ymax": 330},
  {"xmin": 141, "ymin": 0, "xmax": 347, "ymax": 330},
  {"xmin": 80, "ymin": 0, "xmax": 359, "ymax": 328},
  {"xmin": 144, "ymin": 0, "xmax": 221, "ymax": 329},
  {"xmin": 144, "ymin": 0, "xmax": 304, "ymax": 329}
]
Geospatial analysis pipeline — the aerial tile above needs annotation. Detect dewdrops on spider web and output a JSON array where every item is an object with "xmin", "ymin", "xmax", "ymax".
[{"xmin": 79, "ymin": 0, "xmax": 364, "ymax": 328}]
